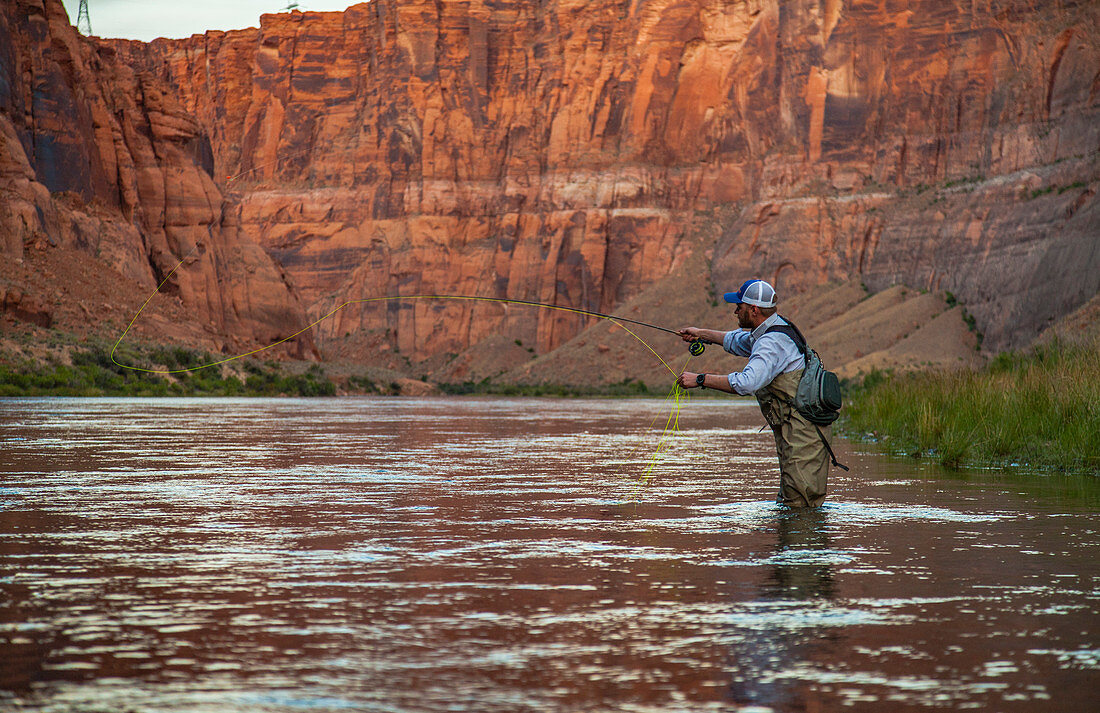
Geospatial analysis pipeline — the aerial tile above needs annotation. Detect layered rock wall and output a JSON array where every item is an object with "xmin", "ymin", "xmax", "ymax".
[
  {"xmin": 4, "ymin": 0, "xmax": 1098, "ymax": 366},
  {"xmin": 114, "ymin": 0, "xmax": 722, "ymax": 356},
  {"xmin": 113, "ymin": 0, "xmax": 1099, "ymax": 357},
  {"xmin": 0, "ymin": 0, "xmax": 316, "ymax": 356},
  {"xmin": 707, "ymin": 0, "xmax": 1100, "ymax": 350}
]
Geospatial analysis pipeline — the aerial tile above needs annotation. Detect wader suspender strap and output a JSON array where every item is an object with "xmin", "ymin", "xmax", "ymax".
[
  {"xmin": 814, "ymin": 424, "xmax": 850, "ymax": 471},
  {"xmin": 764, "ymin": 321, "xmax": 808, "ymax": 353},
  {"xmin": 768, "ymin": 318, "xmax": 850, "ymax": 472}
]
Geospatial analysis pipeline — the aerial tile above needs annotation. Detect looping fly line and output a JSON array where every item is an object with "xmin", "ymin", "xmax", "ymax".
[
  {"xmin": 110, "ymin": 245, "xmax": 705, "ymax": 480},
  {"xmin": 110, "ymin": 245, "xmax": 694, "ymax": 379}
]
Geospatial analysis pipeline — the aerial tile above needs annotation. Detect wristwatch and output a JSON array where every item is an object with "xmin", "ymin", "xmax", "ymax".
[{"xmin": 696, "ymin": 373, "xmax": 706, "ymax": 388}]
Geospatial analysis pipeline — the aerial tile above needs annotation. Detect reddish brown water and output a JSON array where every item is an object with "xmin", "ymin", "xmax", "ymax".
[{"xmin": 1, "ymin": 397, "xmax": 1097, "ymax": 712}]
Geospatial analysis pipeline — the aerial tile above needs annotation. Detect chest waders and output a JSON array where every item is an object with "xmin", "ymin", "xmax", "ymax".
[{"xmin": 755, "ymin": 370, "xmax": 832, "ymax": 508}]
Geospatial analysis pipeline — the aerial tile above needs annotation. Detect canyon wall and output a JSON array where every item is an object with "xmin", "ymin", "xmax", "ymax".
[
  {"xmin": 113, "ymin": 0, "xmax": 722, "ymax": 359},
  {"xmin": 0, "ymin": 0, "xmax": 316, "ymax": 357},
  {"xmin": 3, "ymin": 0, "xmax": 1098, "ymax": 369},
  {"xmin": 115, "ymin": 0, "xmax": 1098, "ymax": 357},
  {"xmin": 705, "ymin": 0, "xmax": 1100, "ymax": 350}
]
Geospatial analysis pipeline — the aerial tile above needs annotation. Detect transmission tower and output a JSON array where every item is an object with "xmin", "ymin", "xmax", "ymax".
[{"xmin": 76, "ymin": 0, "xmax": 92, "ymax": 36}]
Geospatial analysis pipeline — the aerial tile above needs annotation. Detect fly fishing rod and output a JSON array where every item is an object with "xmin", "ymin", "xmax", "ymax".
[
  {"xmin": 398, "ymin": 294, "xmax": 715, "ymax": 356},
  {"xmin": 110, "ymin": 244, "xmax": 716, "ymax": 376}
]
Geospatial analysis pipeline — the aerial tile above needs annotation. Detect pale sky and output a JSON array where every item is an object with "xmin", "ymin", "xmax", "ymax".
[{"xmin": 60, "ymin": 1, "xmax": 367, "ymax": 42}]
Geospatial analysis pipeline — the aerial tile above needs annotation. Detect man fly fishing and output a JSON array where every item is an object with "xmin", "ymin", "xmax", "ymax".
[{"xmin": 676, "ymin": 279, "xmax": 841, "ymax": 508}]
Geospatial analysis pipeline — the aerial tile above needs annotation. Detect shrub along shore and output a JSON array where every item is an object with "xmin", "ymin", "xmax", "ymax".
[
  {"xmin": 0, "ymin": 344, "xmax": 338, "ymax": 397},
  {"xmin": 0, "ymin": 342, "xmax": 661, "ymax": 398},
  {"xmin": 841, "ymin": 339, "xmax": 1100, "ymax": 474}
]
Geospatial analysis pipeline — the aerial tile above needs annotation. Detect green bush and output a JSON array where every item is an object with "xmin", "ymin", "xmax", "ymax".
[{"xmin": 1, "ymin": 345, "xmax": 340, "ymax": 398}]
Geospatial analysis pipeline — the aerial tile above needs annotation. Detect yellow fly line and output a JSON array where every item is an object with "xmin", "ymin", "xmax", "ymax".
[
  {"xmin": 109, "ymin": 246, "xmax": 705, "ymax": 479},
  {"xmin": 111, "ymin": 247, "xmax": 685, "ymax": 379}
]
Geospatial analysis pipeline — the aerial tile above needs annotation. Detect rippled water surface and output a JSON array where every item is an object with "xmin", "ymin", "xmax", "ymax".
[{"xmin": 1, "ymin": 397, "xmax": 1097, "ymax": 712}]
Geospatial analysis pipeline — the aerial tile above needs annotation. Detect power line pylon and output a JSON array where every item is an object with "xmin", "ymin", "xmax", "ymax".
[{"xmin": 77, "ymin": 0, "xmax": 92, "ymax": 36}]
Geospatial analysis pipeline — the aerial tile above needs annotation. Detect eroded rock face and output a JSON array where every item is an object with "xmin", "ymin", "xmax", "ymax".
[
  {"xmin": 706, "ymin": 0, "xmax": 1100, "ymax": 352},
  {"xmin": 0, "ymin": 287, "xmax": 52, "ymax": 328},
  {"xmin": 109, "ymin": 0, "xmax": 1099, "ymax": 359},
  {"xmin": 4, "ymin": 0, "xmax": 1097, "ymax": 369},
  {"xmin": 0, "ymin": 0, "xmax": 316, "ymax": 357},
  {"xmin": 113, "ymin": 0, "xmax": 712, "ymax": 358}
]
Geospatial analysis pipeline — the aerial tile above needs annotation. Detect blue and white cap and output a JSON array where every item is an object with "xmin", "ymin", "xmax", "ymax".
[{"xmin": 723, "ymin": 279, "xmax": 777, "ymax": 308}]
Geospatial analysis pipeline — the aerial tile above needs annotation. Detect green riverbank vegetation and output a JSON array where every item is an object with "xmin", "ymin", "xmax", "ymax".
[
  {"xmin": 0, "ymin": 343, "xmax": 338, "ymax": 397},
  {"xmin": 843, "ymin": 338, "xmax": 1100, "ymax": 474},
  {"xmin": 0, "ymin": 340, "xmax": 668, "ymax": 398}
]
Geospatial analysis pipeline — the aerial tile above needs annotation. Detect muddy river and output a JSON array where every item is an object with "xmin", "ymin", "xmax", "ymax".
[{"xmin": 1, "ymin": 397, "xmax": 1096, "ymax": 711}]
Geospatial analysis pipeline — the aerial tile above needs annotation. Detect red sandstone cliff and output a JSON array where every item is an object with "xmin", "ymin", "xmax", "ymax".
[
  {"xmin": 706, "ymin": 0, "xmax": 1100, "ymax": 350},
  {"xmin": 3, "ymin": 0, "xmax": 1098, "ymax": 379},
  {"xmin": 114, "ymin": 0, "xmax": 1098, "ymax": 360},
  {"xmin": 0, "ymin": 0, "xmax": 316, "ymax": 358}
]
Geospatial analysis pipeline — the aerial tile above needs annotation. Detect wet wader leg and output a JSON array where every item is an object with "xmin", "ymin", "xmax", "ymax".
[
  {"xmin": 757, "ymin": 370, "xmax": 830, "ymax": 508},
  {"xmin": 769, "ymin": 423, "xmax": 804, "ymax": 507},
  {"xmin": 780, "ymin": 412, "xmax": 829, "ymax": 507}
]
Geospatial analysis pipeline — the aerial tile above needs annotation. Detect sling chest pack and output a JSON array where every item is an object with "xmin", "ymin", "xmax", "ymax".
[{"xmin": 763, "ymin": 319, "xmax": 849, "ymax": 471}]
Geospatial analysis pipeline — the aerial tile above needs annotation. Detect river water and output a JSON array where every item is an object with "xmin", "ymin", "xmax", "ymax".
[{"xmin": 0, "ymin": 397, "xmax": 1097, "ymax": 712}]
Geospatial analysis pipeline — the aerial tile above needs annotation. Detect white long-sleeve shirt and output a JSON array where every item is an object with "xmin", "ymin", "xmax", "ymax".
[{"xmin": 721, "ymin": 313, "xmax": 806, "ymax": 395}]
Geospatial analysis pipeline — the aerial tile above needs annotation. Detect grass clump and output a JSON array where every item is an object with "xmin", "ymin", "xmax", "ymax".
[{"xmin": 843, "ymin": 339, "xmax": 1100, "ymax": 473}]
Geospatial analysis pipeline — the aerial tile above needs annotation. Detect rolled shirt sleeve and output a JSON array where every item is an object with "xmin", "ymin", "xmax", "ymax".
[
  {"xmin": 727, "ymin": 334, "xmax": 790, "ymax": 395},
  {"xmin": 723, "ymin": 329, "xmax": 752, "ymax": 357}
]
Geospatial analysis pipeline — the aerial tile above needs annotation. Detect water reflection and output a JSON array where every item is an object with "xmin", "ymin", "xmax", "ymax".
[
  {"xmin": 1, "ymin": 398, "xmax": 1098, "ymax": 712},
  {"xmin": 764, "ymin": 508, "xmax": 836, "ymax": 601},
  {"xmin": 724, "ymin": 508, "xmax": 836, "ymax": 710}
]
